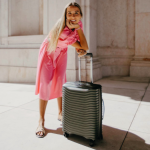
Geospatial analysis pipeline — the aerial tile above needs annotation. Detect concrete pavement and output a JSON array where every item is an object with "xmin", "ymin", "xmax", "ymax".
[{"xmin": 0, "ymin": 76, "xmax": 150, "ymax": 150}]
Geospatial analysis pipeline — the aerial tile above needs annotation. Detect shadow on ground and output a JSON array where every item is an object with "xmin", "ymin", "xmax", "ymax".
[{"xmin": 44, "ymin": 125, "xmax": 150, "ymax": 150}]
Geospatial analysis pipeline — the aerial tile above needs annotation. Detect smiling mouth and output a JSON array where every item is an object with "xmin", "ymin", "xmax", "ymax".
[{"xmin": 71, "ymin": 20, "xmax": 76, "ymax": 22}]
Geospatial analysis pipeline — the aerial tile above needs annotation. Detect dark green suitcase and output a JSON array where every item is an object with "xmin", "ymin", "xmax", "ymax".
[{"xmin": 62, "ymin": 53, "xmax": 104, "ymax": 147}]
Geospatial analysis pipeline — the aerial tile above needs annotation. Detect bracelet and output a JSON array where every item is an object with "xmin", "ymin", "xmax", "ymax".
[{"xmin": 76, "ymin": 27, "xmax": 81, "ymax": 30}]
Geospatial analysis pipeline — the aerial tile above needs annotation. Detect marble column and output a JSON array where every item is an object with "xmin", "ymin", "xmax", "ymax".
[
  {"xmin": 0, "ymin": 0, "xmax": 9, "ymax": 82},
  {"xmin": 130, "ymin": 0, "xmax": 150, "ymax": 77},
  {"xmin": 0, "ymin": 0, "xmax": 9, "ymax": 38},
  {"xmin": 78, "ymin": 0, "xmax": 102, "ymax": 82}
]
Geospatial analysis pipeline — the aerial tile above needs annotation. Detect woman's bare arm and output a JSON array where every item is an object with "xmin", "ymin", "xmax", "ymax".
[
  {"xmin": 66, "ymin": 20, "xmax": 88, "ymax": 51},
  {"xmin": 71, "ymin": 28, "xmax": 89, "ymax": 51}
]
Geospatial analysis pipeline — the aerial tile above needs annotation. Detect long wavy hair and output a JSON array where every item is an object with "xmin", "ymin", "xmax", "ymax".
[{"xmin": 47, "ymin": 2, "xmax": 83, "ymax": 54}]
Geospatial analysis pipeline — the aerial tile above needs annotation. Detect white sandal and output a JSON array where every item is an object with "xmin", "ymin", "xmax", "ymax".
[
  {"xmin": 35, "ymin": 126, "xmax": 45, "ymax": 138},
  {"xmin": 58, "ymin": 115, "xmax": 63, "ymax": 122}
]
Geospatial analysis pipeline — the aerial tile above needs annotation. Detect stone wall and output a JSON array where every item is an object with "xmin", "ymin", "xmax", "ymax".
[
  {"xmin": 97, "ymin": 0, "xmax": 135, "ymax": 77},
  {"xmin": 0, "ymin": 0, "xmax": 81, "ymax": 83},
  {"xmin": 130, "ymin": 0, "xmax": 150, "ymax": 77},
  {"xmin": 9, "ymin": 0, "xmax": 42, "ymax": 36},
  {"xmin": 0, "ymin": 0, "xmax": 44, "ymax": 83},
  {"xmin": 1, "ymin": 0, "xmax": 150, "ymax": 83},
  {"xmin": 0, "ymin": 0, "xmax": 102, "ymax": 83}
]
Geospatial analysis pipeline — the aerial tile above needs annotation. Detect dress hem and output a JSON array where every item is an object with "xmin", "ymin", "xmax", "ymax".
[{"xmin": 36, "ymin": 94, "xmax": 63, "ymax": 101}]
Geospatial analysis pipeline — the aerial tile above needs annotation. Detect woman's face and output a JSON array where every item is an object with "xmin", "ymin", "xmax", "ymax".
[{"xmin": 66, "ymin": 6, "xmax": 81, "ymax": 24}]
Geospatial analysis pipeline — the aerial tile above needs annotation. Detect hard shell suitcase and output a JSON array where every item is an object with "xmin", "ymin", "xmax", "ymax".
[{"xmin": 62, "ymin": 53, "xmax": 104, "ymax": 146}]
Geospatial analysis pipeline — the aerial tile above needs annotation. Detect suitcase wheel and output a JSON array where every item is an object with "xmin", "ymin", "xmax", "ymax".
[
  {"xmin": 64, "ymin": 132, "xmax": 69, "ymax": 138},
  {"xmin": 89, "ymin": 139, "xmax": 95, "ymax": 147},
  {"xmin": 98, "ymin": 134, "xmax": 103, "ymax": 140}
]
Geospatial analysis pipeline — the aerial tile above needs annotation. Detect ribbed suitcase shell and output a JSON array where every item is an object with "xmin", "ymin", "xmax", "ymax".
[{"xmin": 62, "ymin": 81, "xmax": 103, "ymax": 141}]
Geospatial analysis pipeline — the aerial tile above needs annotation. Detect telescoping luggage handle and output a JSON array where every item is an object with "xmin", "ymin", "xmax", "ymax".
[{"xmin": 79, "ymin": 53, "xmax": 93, "ymax": 83}]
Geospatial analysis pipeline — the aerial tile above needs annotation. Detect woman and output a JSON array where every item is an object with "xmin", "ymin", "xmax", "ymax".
[{"xmin": 35, "ymin": 2, "xmax": 88, "ymax": 138}]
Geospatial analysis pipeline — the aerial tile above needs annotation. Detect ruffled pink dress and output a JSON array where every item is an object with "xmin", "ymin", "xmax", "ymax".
[{"xmin": 35, "ymin": 20, "xmax": 83, "ymax": 100}]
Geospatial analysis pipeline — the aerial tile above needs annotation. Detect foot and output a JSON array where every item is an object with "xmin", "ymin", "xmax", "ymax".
[
  {"xmin": 35, "ymin": 119, "xmax": 45, "ymax": 138},
  {"xmin": 58, "ymin": 112, "xmax": 62, "ymax": 122}
]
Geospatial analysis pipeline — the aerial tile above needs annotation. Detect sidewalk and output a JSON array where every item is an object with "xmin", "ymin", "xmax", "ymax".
[{"xmin": 0, "ymin": 76, "xmax": 150, "ymax": 150}]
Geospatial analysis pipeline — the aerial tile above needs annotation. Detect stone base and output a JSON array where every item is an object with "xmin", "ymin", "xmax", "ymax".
[
  {"xmin": 130, "ymin": 61, "xmax": 150, "ymax": 77},
  {"xmin": 0, "ymin": 66, "xmax": 36, "ymax": 83},
  {"xmin": 102, "ymin": 66, "xmax": 130, "ymax": 77},
  {"xmin": 0, "ymin": 48, "xmax": 102, "ymax": 83},
  {"xmin": 0, "ymin": 64, "xmax": 102, "ymax": 83},
  {"xmin": 0, "ymin": 48, "xmax": 38, "ymax": 83},
  {"xmin": 98, "ymin": 47, "xmax": 134, "ymax": 77}
]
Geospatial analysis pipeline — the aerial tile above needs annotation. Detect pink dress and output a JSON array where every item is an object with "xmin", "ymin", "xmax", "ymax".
[{"xmin": 35, "ymin": 20, "xmax": 83, "ymax": 100}]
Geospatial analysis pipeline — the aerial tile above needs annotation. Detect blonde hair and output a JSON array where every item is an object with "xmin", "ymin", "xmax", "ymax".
[{"xmin": 47, "ymin": 2, "xmax": 83, "ymax": 54}]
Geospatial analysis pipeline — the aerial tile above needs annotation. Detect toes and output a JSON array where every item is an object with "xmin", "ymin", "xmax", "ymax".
[
  {"xmin": 40, "ymin": 132, "xmax": 43, "ymax": 136},
  {"xmin": 36, "ymin": 131, "xmax": 44, "ymax": 136}
]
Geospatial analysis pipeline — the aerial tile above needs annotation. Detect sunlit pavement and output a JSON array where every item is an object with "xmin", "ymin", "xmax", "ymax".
[{"xmin": 0, "ymin": 76, "xmax": 150, "ymax": 150}]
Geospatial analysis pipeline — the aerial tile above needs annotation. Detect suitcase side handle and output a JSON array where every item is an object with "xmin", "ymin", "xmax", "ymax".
[{"xmin": 79, "ymin": 53, "xmax": 93, "ymax": 83}]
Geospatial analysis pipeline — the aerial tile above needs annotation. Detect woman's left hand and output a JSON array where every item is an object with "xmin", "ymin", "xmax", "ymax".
[
  {"xmin": 77, "ymin": 49, "xmax": 87, "ymax": 57},
  {"xmin": 66, "ymin": 19, "xmax": 80, "ymax": 29}
]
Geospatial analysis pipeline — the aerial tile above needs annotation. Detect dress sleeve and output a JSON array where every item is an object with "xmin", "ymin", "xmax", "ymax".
[
  {"xmin": 67, "ymin": 36, "xmax": 78, "ymax": 45},
  {"xmin": 67, "ymin": 20, "xmax": 83, "ymax": 45}
]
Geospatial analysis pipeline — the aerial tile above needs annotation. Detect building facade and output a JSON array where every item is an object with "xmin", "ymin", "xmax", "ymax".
[{"xmin": 0, "ymin": 0, "xmax": 149, "ymax": 83}]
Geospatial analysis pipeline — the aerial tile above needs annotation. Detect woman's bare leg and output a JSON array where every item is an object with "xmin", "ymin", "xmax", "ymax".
[
  {"xmin": 36, "ymin": 99, "xmax": 48, "ymax": 136},
  {"xmin": 57, "ymin": 97, "xmax": 62, "ymax": 121}
]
